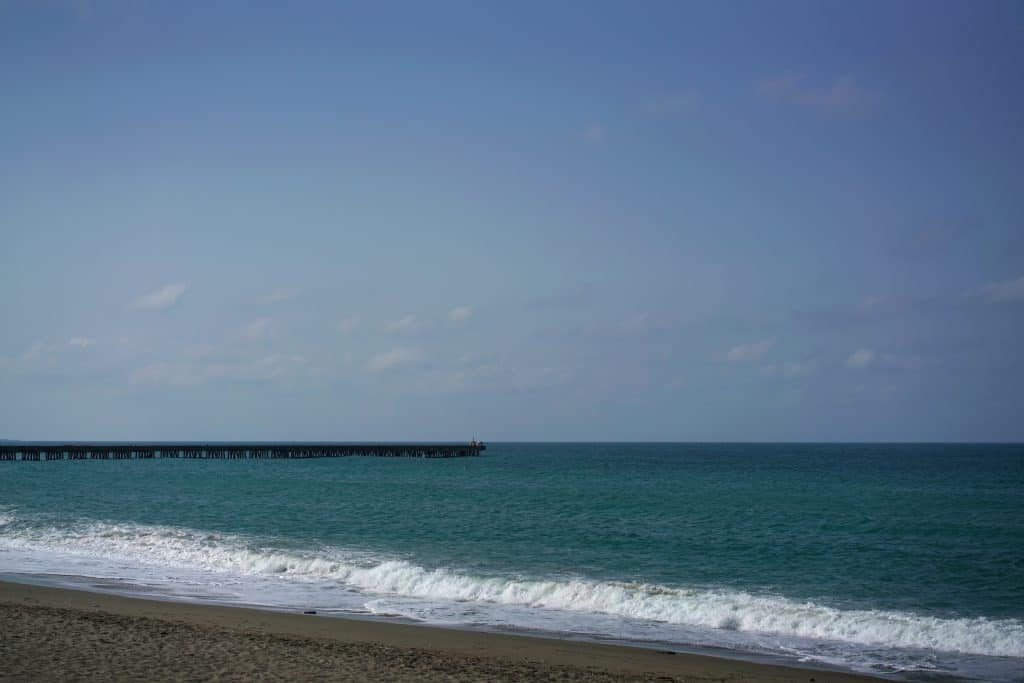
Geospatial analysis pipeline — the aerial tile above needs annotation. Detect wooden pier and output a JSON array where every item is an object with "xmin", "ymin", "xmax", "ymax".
[{"xmin": 0, "ymin": 442, "xmax": 485, "ymax": 462}]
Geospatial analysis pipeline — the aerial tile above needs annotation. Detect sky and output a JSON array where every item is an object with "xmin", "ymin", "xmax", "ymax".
[{"xmin": 1, "ymin": 1, "xmax": 1022, "ymax": 442}]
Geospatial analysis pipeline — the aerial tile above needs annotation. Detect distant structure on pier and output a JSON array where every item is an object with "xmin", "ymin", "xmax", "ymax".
[{"xmin": 0, "ymin": 441, "xmax": 485, "ymax": 462}]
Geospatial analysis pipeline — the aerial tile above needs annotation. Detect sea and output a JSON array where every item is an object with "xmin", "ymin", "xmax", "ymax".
[{"xmin": 1, "ymin": 443, "xmax": 1021, "ymax": 681}]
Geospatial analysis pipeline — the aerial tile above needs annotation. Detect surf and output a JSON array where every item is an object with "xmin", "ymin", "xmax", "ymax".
[{"xmin": 2, "ymin": 515, "xmax": 1021, "ymax": 659}]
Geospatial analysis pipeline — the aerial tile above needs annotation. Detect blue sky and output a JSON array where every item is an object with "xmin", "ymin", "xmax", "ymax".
[{"xmin": 2, "ymin": 1, "xmax": 1022, "ymax": 441}]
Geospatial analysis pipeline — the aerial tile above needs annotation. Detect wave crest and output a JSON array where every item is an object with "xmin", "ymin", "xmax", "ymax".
[{"xmin": 1, "ymin": 518, "xmax": 1021, "ymax": 658}]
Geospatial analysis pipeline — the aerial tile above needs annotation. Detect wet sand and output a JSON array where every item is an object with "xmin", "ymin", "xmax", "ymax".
[{"xmin": 0, "ymin": 580, "xmax": 884, "ymax": 682}]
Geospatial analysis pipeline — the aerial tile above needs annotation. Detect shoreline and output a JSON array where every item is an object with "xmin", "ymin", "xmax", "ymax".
[{"xmin": 0, "ymin": 578, "xmax": 886, "ymax": 681}]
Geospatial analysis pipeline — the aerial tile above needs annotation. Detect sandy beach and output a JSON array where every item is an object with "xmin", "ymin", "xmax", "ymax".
[{"xmin": 0, "ymin": 580, "xmax": 885, "ymax": 682}]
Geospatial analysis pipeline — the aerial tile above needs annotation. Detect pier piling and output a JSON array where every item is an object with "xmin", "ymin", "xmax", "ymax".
[{"xmin": 0, "ymin": 442, "xmax": 485, "ymax": 462}]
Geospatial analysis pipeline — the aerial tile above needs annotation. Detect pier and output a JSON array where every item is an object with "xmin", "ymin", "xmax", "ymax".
[{"xmin": 0, "ymin": 442, "xmax": 485, "ymax": 461}]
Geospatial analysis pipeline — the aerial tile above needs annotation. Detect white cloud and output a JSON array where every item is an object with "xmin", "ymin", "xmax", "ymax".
[
  {"xmin": 130, "ymin": 282, "xmax": 190, "ymax": 311},
  {"xmin": 982, "ymin": 275, "xmax": 1024, "ymax": 302},
  {"xmin": 264, "ymin": 287, "xmax": 299, "ymax": 304},
  {"xmin": 846, "ymin": 349, "xmax": 875, "ymax": 369},
  {"xmin": 724, "ymin": 339, "xmax": 774, "ymax": 362},
  {"xmin": 579, "ymin": 122, "xmax": 607, "ymax": 145},
  {"xmin": 241, "ymin": 318, "xmax": 271, "ymax": 339},
  {"xmin": 68, "ymin": 337, "xmax": 94, "ymax": 347},
  {"xmin": 757, "ymin": 73, "xmax": 879, "ymax": 115},
  {"xmin": 644, "ymin": 90, "xmax": 702, "ymax": 116},
  {"xmin": 448, "ymin": 306, "xmax": 473, "ymax": 323},
  {"xmin": 385, "ymin": 314, "xmax": 420, "ymax": 333},
  {"xmin": 367, "ymin": 347, "xmax": 423, "ymax": 373}
]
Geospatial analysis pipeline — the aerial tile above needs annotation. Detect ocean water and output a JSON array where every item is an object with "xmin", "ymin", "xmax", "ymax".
[{"xmin": 1, "ymin": 443, "xmax": 1021, "ymax": 681}]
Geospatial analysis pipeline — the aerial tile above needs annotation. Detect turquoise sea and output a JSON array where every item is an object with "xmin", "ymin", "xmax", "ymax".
[{"xmin": 1, "ymin": 443, "xmax": 1022, "ymax": 680}]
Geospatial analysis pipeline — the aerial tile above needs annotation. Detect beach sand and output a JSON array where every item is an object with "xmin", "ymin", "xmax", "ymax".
[{"xmin": 0, "ymin": 580, "xmax": 883, "ymax": 682}]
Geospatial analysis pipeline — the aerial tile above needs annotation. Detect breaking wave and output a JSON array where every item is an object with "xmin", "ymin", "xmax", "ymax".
[{"xmin": 1, "ymin": 517, "xmax": 1021, "ymax": 659}]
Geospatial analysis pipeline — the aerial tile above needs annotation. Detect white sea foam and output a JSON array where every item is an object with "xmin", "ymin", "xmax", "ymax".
[{"xmin": 1, "ymin": 517, "xmax": 1022, "ymax": 659}]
